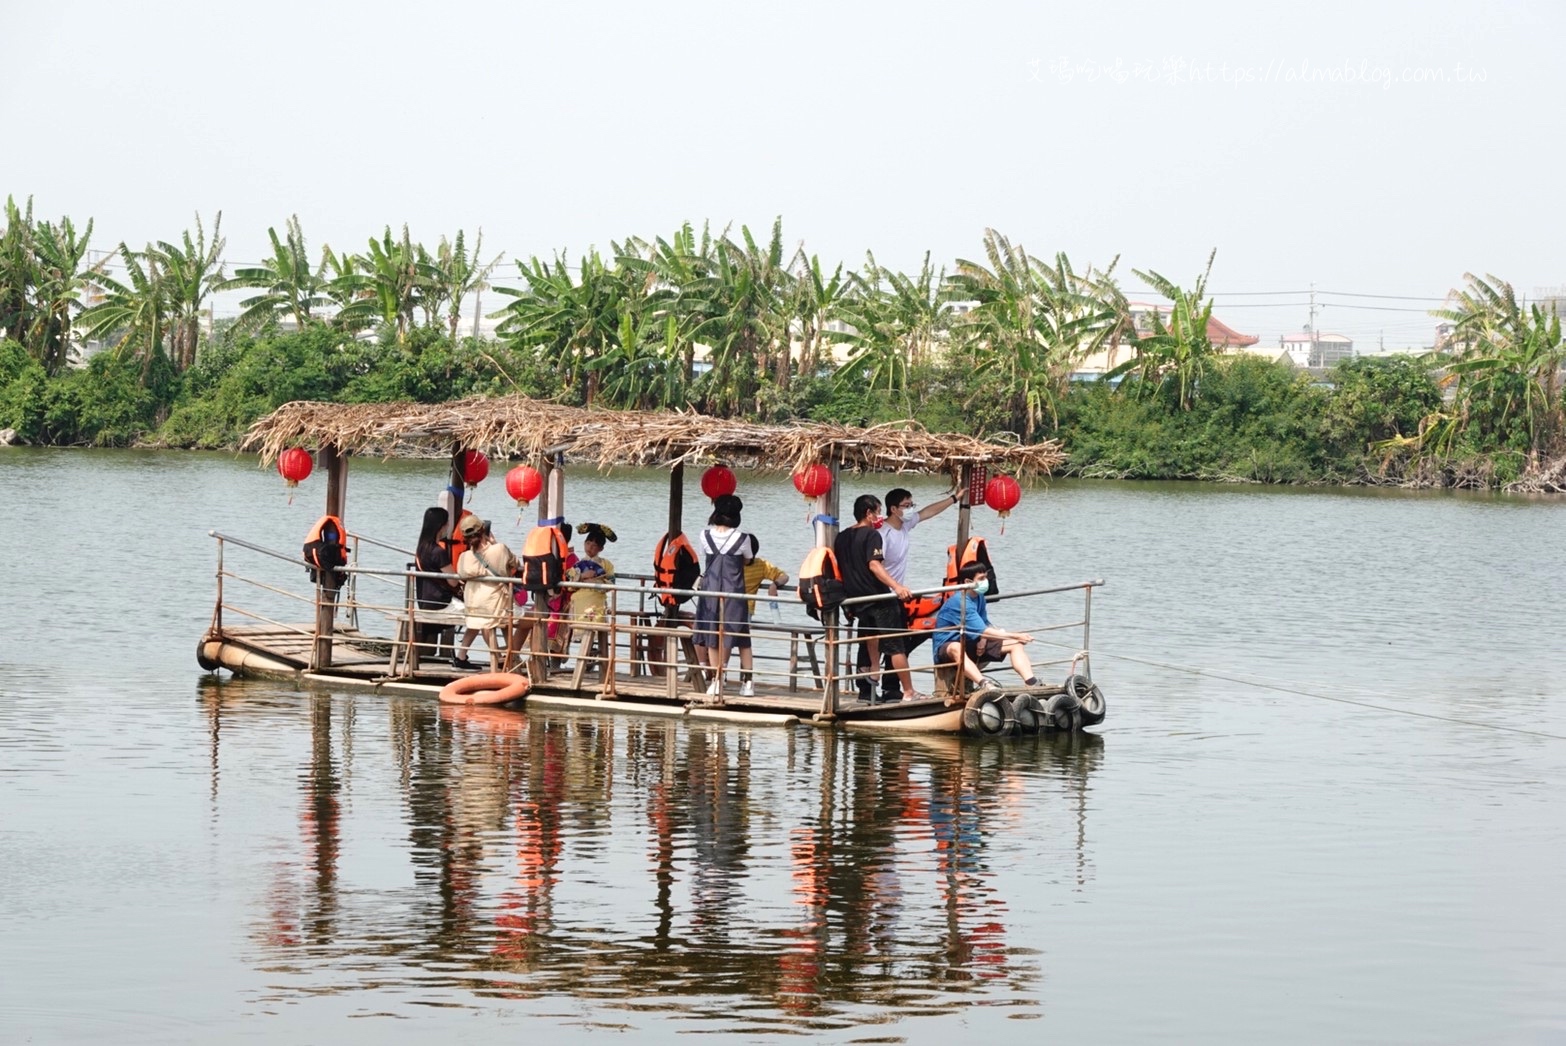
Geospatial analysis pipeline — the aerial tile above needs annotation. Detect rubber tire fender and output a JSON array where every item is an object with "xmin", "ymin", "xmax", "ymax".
[
  {"xmin": 1062, "ymin": 673, "xmax": 1107, "ymax": 727},
  {"xmin": 197, "ymin": 639, "xmax": 221, "ymax": 672},
  {"xmin": 962, "ymin": 691, "xmax": 1014, "ymax": 737},
  {"xmin": 1007, "ymin": 694, "xmax": 1042, "ymax": 735},
  {"xmin": 1043, "ymin": 690, "xmax": 1082, "ymax": 732}
]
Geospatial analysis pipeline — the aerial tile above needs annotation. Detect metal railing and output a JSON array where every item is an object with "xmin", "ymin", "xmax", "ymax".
[{"xmin": 206, "ymin": 529, "xmax": 1102, "ymax": 714}]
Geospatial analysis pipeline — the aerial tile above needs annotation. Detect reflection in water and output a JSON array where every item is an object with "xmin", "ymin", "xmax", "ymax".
[{"xmin": 205, "ymin": 686, "xmax": 1103, "ymax": 1029}]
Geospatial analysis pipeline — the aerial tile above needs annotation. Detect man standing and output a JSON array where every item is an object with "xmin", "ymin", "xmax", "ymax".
[
  {"xmin": 834, "ymin": 494, "xmax": 922, "ymax": 702},
  {"xmin": 864, "ymin": 485, "xmax": 959, "ymax": 701}
]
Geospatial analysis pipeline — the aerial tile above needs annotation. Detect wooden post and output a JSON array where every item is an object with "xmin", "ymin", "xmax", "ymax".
[
  {"xmin": 817, "ymin": 456, "xmax": 842, "ymax": 721},
  {"xmin": 313, "ymin": 443, "xmax": 347, "ymax": 669},
  {"xmin": 446, "ymin": 445, "xmax": 466, "ymax": 530},
  {"xmin": 667, "ymin": 461, "xmax": 684, "ymax": 537},
  {"xmin": 955, "ymin": 463, "xmax": 973, "ymax": 553}
]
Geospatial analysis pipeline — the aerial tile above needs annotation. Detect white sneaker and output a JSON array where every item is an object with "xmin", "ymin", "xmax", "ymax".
[
  {"xmin": 739, "ymin": 680, "xmax": 755, "ymax": 697},
  {"xmin": 706, "ymin": 680, "xmax": 722, "ymax": 697}
]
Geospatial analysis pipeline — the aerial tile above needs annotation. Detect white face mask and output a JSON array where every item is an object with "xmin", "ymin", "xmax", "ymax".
[{"xmin": 973, "ymin": 578, "xmax": 990, "ymax": 595}]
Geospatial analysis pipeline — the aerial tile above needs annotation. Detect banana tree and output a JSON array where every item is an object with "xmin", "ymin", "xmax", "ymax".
[
  {"xmin": 948, "ymin": 230, "xmax": 1123, "ymax": 438},
  {"xmin": 222, "ymin": 215, "xmax": 328, "ymax": 331},
  {"xmin": 78, "ymin": 245, "xmax": 168, "ymax": 378},
  {"xmin": 429, "ymin": 229, "xmax": 502, "ymax": 343},
  {"xmin": 1436, "ymin": 273, "xmax": 1566, "ymax": 453},
  {"xmin": 26, "ymin": 215, "xmax": 99, "ymax": 376},
  {"xmin": 154, "ymin": 212, "xmax": 225, "ymax": 371},
  {"xmin": 1105, "ymin": 250, "xmax": 1217, "ymax": 411}
]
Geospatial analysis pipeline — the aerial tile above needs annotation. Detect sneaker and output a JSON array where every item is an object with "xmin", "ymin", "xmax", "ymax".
[
  {"xmin": 452, "ymin": 656, "xmax": 478, "ymax": 671},
  {"xmin": 706, "ymin": 680, "xmax": 722, "ymax": 697},
  {"xmin": 976, "ymin": 676, "xmax": 1002, "ymax": 692},
  {"xmin": 739, "ymin": 680, "xmax": 755, "ymax": 698}
]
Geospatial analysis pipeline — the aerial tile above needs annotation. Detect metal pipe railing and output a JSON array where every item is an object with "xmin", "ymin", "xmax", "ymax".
[{"xmin": 208, "ymin": 528, "xmax": 1103, "ymax": 694}]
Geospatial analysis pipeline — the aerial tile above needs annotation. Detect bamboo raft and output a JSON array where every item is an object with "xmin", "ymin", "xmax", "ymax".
[{"xmin": 200, "ymin": 394, "xmax": 1106, "ymax": 736}]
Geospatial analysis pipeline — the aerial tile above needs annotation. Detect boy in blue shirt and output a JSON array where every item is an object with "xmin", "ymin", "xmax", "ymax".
[{"xmin": 932, "ymin": 562, "xmax": 1040, "ymax": 689}]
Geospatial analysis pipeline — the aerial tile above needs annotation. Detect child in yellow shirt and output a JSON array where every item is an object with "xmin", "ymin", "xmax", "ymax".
[{"xmin": 742, "ymin": 534, "xmax": 789, "ymax": 615}]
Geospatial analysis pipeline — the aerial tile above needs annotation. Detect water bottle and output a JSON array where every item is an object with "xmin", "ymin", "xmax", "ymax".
[{"xmin": 768, "ymin": 599, "xmax": 782, "ymax": 624}]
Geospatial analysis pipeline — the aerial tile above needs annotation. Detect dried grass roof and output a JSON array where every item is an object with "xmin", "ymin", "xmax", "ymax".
[{"xmin": 240, "ymin": 396, "xmax": 1064, "ymax": 479}]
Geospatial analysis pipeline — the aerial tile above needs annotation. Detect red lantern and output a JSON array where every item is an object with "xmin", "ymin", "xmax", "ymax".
[
  {"xmin": 792, "ymin": 463, "xmax": 833, "ymax": 500},
  {"xmin": 700, "ymin": 465, "xmax": 737, "ymax": 502},
  {"xmin": 984, "ymin": 474, "xmax": 1021, "ymax": 532},
  {"xmin": 461, "ymin": 450, "xmax": 490, "ymax": 486},
  {"xmin": 277, "ymin": 447, "xmax": 313, "ymax": 488},
  {"xmin": 505, "ymin": 464, "xmax": 543, "ymax": 508}
]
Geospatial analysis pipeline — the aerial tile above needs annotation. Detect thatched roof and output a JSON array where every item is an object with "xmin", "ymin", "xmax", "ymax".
[{"xmin": 239, "ymin": 396, "xmax": 1064, "ymax": 479}]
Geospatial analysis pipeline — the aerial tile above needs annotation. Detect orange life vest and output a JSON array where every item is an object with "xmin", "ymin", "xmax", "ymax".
[
  {"xmin": 796, "ymin": 546, "xmax": 847, "ymax": 620},
  {"xmin": 903, "ymin": 592, "xmax": 947, "ymax": 631},
  {"xmin": 520, "ymin": 525, "xmax": 569, "ymax": 595},
  {"xmin": 445, "ymin": 509, "xmax": 476, "ymax": 570},
  {"xmin": 945, "ymin": 536, "xmax": 998, "ymax": 596},
  {"xmin": 303, "ymin": 514, "xmax": 347, "ymax": 587},
  {"xmin": 653, "ymin": 532, "xmax": 700, "ymax": 609}
]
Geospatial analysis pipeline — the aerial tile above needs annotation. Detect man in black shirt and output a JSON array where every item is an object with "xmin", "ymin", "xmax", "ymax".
[{"xmin": 833, "ymin": 494, "xmax": 921, "ymax": 702}]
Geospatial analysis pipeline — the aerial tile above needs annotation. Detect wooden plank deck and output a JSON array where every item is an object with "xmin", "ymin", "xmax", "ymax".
[
  {"xmin": 209, "ymin": 622, "xmax": 967, "ymax": 723},
  {"xmin": 203, "ymin": 620, "xmax": 945, "ymax": 720}
]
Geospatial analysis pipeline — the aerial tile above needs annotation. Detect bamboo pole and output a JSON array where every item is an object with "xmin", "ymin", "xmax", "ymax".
[{"xmin": 817, "ymin": 456, "xmax": 841, "ymax": 721}]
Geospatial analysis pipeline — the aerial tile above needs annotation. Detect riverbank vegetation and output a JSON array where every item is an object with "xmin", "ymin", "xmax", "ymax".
[{"xmin": 2, "ymin": 198, "xmax": 1562, "ymax": 491}]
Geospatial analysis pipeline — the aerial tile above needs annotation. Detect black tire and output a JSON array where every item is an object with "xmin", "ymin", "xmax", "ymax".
[
  {"xmin": 1063, "ymin": 674, "xmax": 1107, "ymax": 727},
  {"xmin": 1043, "ymin": 691, "xmax": 1082, "ymax": 732},
  {"xmin": 197, "ymin": 639, "xmax": 220, "ymax": 672},
  {"xmin": 1007, "ymin": 694, "xmax": 1042, "ymax": 735},
  {"xmin": 963, "ymin": 691, "xmax": 1014, "ymax": 737}
]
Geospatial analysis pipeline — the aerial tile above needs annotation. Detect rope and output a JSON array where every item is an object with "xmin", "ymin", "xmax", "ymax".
[{"xmin": 1054, "ymin": 638, "xmax": 1566, "ymax": 742}]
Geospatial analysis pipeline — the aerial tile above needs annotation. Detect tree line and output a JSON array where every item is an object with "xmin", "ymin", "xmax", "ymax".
[{"xmin": 1, "ymin": 196, "xmax": 1563, "ymax": 490}]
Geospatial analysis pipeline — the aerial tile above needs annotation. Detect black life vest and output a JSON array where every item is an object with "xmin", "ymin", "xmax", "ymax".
[
  {"xmin": 303, "ymin": 515, "xmax": 348, "ymax": 588},
  {"xmin": 796, "ymin": 546, "xmax": 847, "ymax": 621},
  {"xmin": 521, "ymin": 525, "xmax": 569, "ymax": 595},
  {"xmin": 945, "ymin": 536, "xmax": 999, "ymax": 596},
  {"xmin": 653, "ymin": 532, "xmax": 700, "ymax": 609}
]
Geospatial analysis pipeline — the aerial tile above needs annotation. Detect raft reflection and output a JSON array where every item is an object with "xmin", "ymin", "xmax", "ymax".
[{"xmin": 228, "ymin": 690, "xmax": 1103, "ymax": 1029}]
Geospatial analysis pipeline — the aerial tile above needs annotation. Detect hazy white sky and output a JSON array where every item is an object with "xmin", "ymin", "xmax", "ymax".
[{"xmin": 4, "ymin": 0, "xmax": 1560, "ymax": 348}]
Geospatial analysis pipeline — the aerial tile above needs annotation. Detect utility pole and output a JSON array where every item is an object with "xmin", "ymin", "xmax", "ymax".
[
  {"xmin": 1308, "ymin": 283, "xmax": 1319, "ymax": 368},
  {"xmin": 471, "ymin": 286, "xmax": 482, "ymax": 340}
]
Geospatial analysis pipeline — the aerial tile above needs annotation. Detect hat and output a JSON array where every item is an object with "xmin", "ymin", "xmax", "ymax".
[{"xmin": 457, "ymin": 515, "xmax": 490, "ymax": 538}]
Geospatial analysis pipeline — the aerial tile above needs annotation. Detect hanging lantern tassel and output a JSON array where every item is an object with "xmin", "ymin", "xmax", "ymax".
[
  {"xmin": 277, "ymin": 447, "xmax": 314, "ymax": 505},
  {"xmin": 984, "ymin": 474, "xmax": 1021, "ymax": 535}
]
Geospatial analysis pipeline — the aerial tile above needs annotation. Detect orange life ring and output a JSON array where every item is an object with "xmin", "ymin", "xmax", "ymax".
[{"xmin": 438, "ymin": 672, "xmax": 530, "ymax": 706}]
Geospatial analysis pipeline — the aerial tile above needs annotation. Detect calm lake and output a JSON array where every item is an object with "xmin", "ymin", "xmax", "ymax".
[{"xmin": 2, "ymin": 448, "xmax": 1564, "ymax": 1044}]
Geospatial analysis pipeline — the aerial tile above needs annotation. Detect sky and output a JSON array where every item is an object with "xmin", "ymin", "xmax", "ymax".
[{"xmin": 3, "ymin": 0, "xmax": 1561, "ymax": 350}]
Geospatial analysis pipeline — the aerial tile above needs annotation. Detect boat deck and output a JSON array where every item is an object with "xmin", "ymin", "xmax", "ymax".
[{"xmin": 201, "ymin": 623, "xmax": 1005, "ymax": 728}]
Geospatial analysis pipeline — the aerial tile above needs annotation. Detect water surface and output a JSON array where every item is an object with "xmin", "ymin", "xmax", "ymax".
[{"xmin": 2, "ymin": 449, "xmax": 1563, "ymax": 1043}]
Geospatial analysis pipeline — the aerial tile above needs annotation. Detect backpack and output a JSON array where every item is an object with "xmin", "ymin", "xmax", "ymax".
[
  {"xmin": 520, "ymin": 525, "xmax": 568, "ymax": 596},
  {"xmin": 945, "ymin": 536, "xmax": 999, "ymax": 596},
  {"xmin": 303, "ymin": 515, "xmax": 348, "ymax": 588},
  {"xmin": 653, "ymin": 532, "xmax": 700, "ymax": 609},
  {"xmin": 796, "ymin": 546, "xmax": 848, "ymax": 621}
]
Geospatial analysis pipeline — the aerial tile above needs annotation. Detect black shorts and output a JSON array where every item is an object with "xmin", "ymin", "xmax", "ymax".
[
  {"xmin": 936, "ymin": 636, "xmax": 1006, "ymax": 665},
  {"xmin": 855, "ymin": 600, "xmax": 907, "ymax": 656}
]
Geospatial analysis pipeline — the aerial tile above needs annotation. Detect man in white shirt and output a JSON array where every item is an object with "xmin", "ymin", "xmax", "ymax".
[{"xmin": 859, "ymin": 485, "xmax": 958, "ymax": 701}]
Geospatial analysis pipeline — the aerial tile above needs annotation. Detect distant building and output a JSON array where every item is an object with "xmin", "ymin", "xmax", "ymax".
[
  {"xmin": 1075, "ymin": 302, "xmax": 1261, "ymax": 378},
  {"xmin": 1278, "ymin": 331, "xmax": 1354, "ymax": 369}
]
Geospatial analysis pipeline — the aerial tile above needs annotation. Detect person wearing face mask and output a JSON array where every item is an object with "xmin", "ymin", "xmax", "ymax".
[
  {"xmin": 863, "ymin": 484, "xmax": 961, "ymax": 701},
  {"xmin": 931, "ymin": 562, "xmax": 1039, "ymax": 690},
  {"xmin": 834, "ymin": 493, "xmax": 921, "ymax": 701}
]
